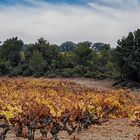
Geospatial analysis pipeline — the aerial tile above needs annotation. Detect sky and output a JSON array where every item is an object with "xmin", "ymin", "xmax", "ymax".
[{"xmin": 0, "ymin": 0, "xmax": 140, "ymax": 47}]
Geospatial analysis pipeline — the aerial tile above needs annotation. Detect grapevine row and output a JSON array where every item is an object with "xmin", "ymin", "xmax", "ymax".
[{"xmin": 0, "ymin": 78, "xmax": 139, "ymax": 139}]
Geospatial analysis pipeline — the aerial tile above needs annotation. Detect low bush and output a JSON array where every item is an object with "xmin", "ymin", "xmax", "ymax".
[
  {"xmin": 22, "ymin": 69, "xmax": 31, "ymax": 77},
  {"xmin": 45, "ymin": 71, "xmax": 57, "ymax": 78},
  {"xmin": 61, "ymin": 68, "xmax": 73, "ymax": 77}
]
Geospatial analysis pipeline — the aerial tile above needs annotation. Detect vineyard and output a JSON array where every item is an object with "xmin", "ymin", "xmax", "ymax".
[{"xmin": 0, "ymin": 78, "xmax": 140, "ymax": 140}]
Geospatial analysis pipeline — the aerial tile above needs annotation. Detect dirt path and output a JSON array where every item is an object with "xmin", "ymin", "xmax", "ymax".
[{"xmin": 53, "ymin": 78, "xmax": 115, "ymax": 90}]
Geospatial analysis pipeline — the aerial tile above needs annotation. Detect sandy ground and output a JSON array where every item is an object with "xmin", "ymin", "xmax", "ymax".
[
  {"xmin": 5, "ymin": 119, "xmax": 140, "ymax": 140},
  {"xmin": 2, "ymin": 78, "xmax": 140, "ymax": 140},
  {"xmin": 57, "ymin": 78, "xmax": 114, "ymax": 90}
]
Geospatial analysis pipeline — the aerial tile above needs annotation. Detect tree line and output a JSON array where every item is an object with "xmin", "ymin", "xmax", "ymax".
[{"xmin": 0, "ymin": 29, "xmax": 140, "ymax": 83}]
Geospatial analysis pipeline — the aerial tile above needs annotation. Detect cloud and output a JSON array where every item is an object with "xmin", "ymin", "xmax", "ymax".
[
  {"xmin": 0, "ymin": 1, "xmax": 140, "ymax": 47},
  {"xmin": 84, "ymin": 0, "xmax": 140, "ymax": 8}
]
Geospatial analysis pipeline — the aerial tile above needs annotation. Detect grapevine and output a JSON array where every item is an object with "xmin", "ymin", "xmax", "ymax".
[{"xmin": 0, "ymin": 78, "xmax": 139, "ymax": 140}]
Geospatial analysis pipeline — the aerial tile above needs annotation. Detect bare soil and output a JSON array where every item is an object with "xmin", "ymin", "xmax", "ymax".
[
  {"xmin": 54, "ymin": 78, "xmax": 114, "ymax": 90},
  {"xmin": 3, "ymin": 78, "xmax": 140, "ymax": 140},
  {"xmin": 5, "ymin": 119, "xmax": 140, "ymax": 140}
]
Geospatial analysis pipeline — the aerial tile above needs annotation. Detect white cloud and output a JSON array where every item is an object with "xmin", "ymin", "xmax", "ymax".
[{"xmin": 0, "ymin": 2, "xmax": 140, "ymax": 47}]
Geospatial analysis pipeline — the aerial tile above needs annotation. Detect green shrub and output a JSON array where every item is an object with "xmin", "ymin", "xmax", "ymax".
[
  {"xmin": 20, "ymin": 64, "xmax": 29, "ymax": 71},
  {"xmin": 0, "ymin": 61, "xmax": 11, "ymax": 75},
  {"xmin": 95, "ymin": 73, "xmax": 107, "ymax": 80},
  {"xmin": 84, "ymin": 72, "xmax": 93, "ymax": 78},
  {"xmin": 33, "ymin": 72, "xmax": 43, "ymax": 78},
  {"xmin": 47, "ymin": 73, "xmax": 57, "ymax": 78},
  {"xmin": 54, "ymin": 69, "xmax": 61, "ymax": 76},
  {"xmin": 84, "ymin": 71, "xmax": 109, "ymax": 79},
  {"xmin": 62, "ymin": 68, "xmax": 73, "ymax": 77},
  {"xmin": 0, "ymin": 71, "xmax": 2, "ymax": 76},
  {"xmin": 44, "ymin": 71, "xmax": 57, "ymax": 78},
  {"xmin": 72, "ymin": 73, "xmax": 81, "ymax": 78},
  {"xmin": 22, "ymin": 69, "xmax": 31, "ymax": 77},
  {"xmin": 9, "ymin": 69, "xmax": 19, "ymax": 77},
  {"xmin": 73, "ymin": 65, "xmax": 83, "ymax": 76}
]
